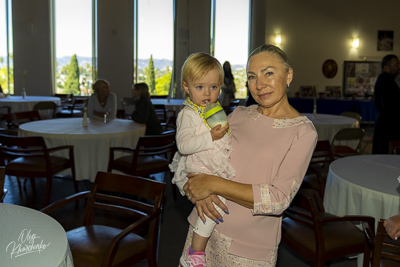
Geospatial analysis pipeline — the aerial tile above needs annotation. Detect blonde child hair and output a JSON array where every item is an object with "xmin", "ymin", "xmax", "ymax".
[{"xmin": 180, "ymin": 52, "xmax": 224, "ymax": 98}]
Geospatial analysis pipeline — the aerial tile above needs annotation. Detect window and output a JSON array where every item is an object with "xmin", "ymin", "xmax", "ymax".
[
  {"xmin": 53, "ymin": 0, "xmax": 97, "ymax": 96},
  {"xmin": 212, "ymin": 0, "xmax": 250, "ymax": 99},
  {"xmin": 134, "ymin": 0, "xmax": 174, "ymax": 97},
  {"xmin": 0, "ymin": 0, "xmax": 13, "ymax": 94}
]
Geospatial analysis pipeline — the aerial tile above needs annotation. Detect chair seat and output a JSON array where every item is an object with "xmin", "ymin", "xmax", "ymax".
[
  {"xmin": 6, "ymin": 156, "xmax": 71, "ymax": 176},
  {"xmin": 333, "ymin": 145, "xmax": 360, "ymax": 157},
  {"xmin": 113, "ymin": 155, "xmax": 170, "ymax": 176},
  {"xmin": 67, "ymin": 225, "xmax": 147, "ymax": 267},
  {"xmin": 282, "ymin": 216, "xmax": 366, "ymax": 254}
]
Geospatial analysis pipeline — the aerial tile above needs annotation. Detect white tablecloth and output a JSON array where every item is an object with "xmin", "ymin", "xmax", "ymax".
[
  {"xmin": 0, "ymin": 96, "xmax": 61, "ymax": 113},
  {"xmin": 324, "ymin": 155, "xmax": 400, "ymax": 225},
  {"xmin": 323, "ymin": 154, "xmax": 400, "ymax": 266},
  {"xmin": 0, "ymin": 203, "xmax": 73, "ymax": 267},
  {"xmin": 151, "ymin": 98, "xmax": 184, "ymax": 113},
  {"xmin": 18, "ymin": 118, "xmax": 146, "ymax": 182},
  {"xmin": 303, "ymin": 113, "xmax": 359, "ymax": 142}
]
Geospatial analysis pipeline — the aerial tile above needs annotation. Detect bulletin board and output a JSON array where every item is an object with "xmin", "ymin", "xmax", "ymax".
[{"xmin": 342, "ymin": 61, "xmax": 380, "ymax": 97}]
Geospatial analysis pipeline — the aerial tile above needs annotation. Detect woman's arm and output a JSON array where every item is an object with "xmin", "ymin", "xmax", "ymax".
[
  {"xmin": 185, "ymin": 129, "xmax": 317, "ymax": 220},
  {"xmin": 184, "ymin": 174, "xmax": 253, "ymax": 208}
]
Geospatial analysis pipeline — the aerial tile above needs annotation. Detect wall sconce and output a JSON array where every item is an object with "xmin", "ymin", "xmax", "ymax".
[
  {"xmin": 275, "ymin": 35, "xmax": 282, "ymax": 45},
  {"xmin": 352, "ymin": 38, "xmax": 360, "ymax": 48}
]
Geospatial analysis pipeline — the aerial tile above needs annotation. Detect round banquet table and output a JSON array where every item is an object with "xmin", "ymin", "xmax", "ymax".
[
  {"xmin": 323, "ymin": 154, "xmax": 400, "ymax": 267},
  {"xmin": 302, "ymin": 113, "xmax": 359, "ymax": 142},
  {"xmin": 324, "ymin": 154, "xmax": 400, "ymax": 226},
  {"xmin": 0, "ymin": 96, "xmax": 61, "ymax": 113},
  {"xmin": 18, "ymin": 118, "xmax": 146, "ymax": 182},
  {"xmin": 0, "ymin": 203, "xmax": 73, "ymax": 267}
]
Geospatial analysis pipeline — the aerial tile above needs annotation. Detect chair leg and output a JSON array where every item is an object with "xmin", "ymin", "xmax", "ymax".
[
  {"xmin": 30, "ymin": 178, "xmax": 36, "ymax": 194},
  {"xmin": 44, "ymin": 176, "xmax": 52, "ymax": 206},
  {"xmin": 16, "ymin": 177, "xmax": 22, "ymax": 194}
]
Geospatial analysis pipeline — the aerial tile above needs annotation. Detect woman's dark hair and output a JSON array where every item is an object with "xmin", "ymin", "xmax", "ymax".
[{"xmin": 133, "ymin": 82, "xmax": 150, "ymax": 99}]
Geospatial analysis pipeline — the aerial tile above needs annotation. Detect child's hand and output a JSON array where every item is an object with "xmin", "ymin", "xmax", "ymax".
[{"xmin": 210, "ymin": 123, "xmax": 229, "ymax": 141}]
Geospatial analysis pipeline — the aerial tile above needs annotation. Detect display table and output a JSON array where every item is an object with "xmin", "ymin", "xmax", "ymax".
[
  {"xmin": 289, "ymin": 98, "xmax": 376, "ymax": 122},
  {"xmin": 0, "ymin": 96, "xmax": 61, "ymax": 113},
  {"xmin": 18, "ymin": 118, "xmax": 146, "ymax": 182},
  {"xmin": 0, "ymin": 203, "xmax": 73, "ymax": 267},
  {"xmin": 302, "ymin": 113, "xmax": 359, "ymax": 142}
]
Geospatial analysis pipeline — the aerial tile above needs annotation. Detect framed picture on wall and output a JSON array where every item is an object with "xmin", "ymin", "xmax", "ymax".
[
  {"xmin": 342, "ymin": 61, "xmax": 380, "ymax": 97},
  {"xmin": 325, "ymin": 86, "xmax": 342, "ymax": 98},
  {"xmin": 300, "ymin": 86, "xmax": 314, "ymax": 97},
  {"xmin": 377, "ymin": 30, "xmax": 394, "ymax": 51}
]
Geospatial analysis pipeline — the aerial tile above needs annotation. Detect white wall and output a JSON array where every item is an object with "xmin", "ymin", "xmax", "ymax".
[{"xmin": 265, "ymin": 0, "xmax": 400, "ymax": 96}]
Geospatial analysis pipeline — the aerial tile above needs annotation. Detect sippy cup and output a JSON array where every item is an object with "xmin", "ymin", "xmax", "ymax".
[{"xmin": 204, "ymin": 102, "xmax": 228, "ymax": 128}]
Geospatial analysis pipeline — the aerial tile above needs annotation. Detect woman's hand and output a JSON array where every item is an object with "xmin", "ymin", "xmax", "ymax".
[
  {"xmin": 195, "ymin": 195, "xmax": 228, "ymax": 223},
  {"xmin": 183, "ymin": 173, "xmax": 212, "ymax": 202},
  {"xmin": 384, "ymin": 214, "xmax": 400, "ymax": 240}
]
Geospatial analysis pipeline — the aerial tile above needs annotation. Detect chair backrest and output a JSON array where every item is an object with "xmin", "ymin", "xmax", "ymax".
[
  {"xmin": 54, "ymin": 93, "xmax": 73, "ymax": 104},
  {"xmin": 309, "ymin": 140, "xmax": 335, "ymax": 166},
  {"xmin": 331, "ymin": 127, "xmax": 365, "ymax": 152},
  {"xmin": 0, "ymin": 166, "xmax": 6, "ymax": 202},
  {"xmin": 121, "ymin": 97, "xmax": 136, "ymax": 116},
  {"xmin": 82, "ymin": 171, "xmax": 166, "ymax": 265},
  {"xmin": 389, "ymin": 140, "xmax": 400, "ymax": 155},
  {"xmin": 0, "ymin": 134, "xmax": 49, "ymax": 165},
  {"xmin": 132, "ymin": 130, "xmax": 176, "ymax": 170},
  {"xmin": 153, "ymin": 104, "xmax": 167, "ymax": 123},
  {"xmin": 33, "ymin": 101, "xmax": 58, "ymax": 118},
  {"xmin": 370, "ymin": 219, "xmax": 400, "ymax": 266},
  {"xmin": 5, "ymin": 110, "xmax": 41, "ymax": 129},
  {"xmin": 0, "ymin": 105, "xmax": 11, "ymax": 125},
  {"xmin": 340, "ymin": 111, "xmax": 362, "ymax": 122}
]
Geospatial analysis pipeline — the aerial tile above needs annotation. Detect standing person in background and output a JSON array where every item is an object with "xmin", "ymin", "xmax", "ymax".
[
  {"xmin": 87, "ymin": 79, "xmax": 117, "ymax": 120},
  {"xmin": 219, "ymin": 61, "xmax": 236, "ymax": 112},
  {"xmin": 181, "ymin": 44, "xmax": 317, "ymax": 266},
  {"xmin": 131, "ymin": 82, "xmax": 162, "ymax": 135},
  {"xmin": 372, "ymin": 54, "xmax": 400, "ymax": 154}
]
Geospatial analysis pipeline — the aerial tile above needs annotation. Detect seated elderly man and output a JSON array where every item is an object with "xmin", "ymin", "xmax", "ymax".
[{"xmin": 384, "ymin": 214, "xmax": 400, "ymax": 240}]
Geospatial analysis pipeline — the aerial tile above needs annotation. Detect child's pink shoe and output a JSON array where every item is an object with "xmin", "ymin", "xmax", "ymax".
[{"xmin": 179, "ymin": 248, "xmax": 206, "ymax": 267}]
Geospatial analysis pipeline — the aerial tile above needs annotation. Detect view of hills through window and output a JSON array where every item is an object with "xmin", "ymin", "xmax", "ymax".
[{"xmin": 1, "ymin": 0, "xmax": 249, "ymax": 98}]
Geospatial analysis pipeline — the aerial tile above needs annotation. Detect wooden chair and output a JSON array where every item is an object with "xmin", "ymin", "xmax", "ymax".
[
  {"xmin": 340, "ymin": 111, "xmax": 362, "ymax": 123},
  {"xmin": 5, "ymin": 110, "xmax": 41, "ymax": 134},
  {"xmin": 153, "ymin": 104, "xmax": 167, "ymax": 123},
  {"xmin": 331, "ymin": 127, "xmax": 365, "ymax": 158},
  {"xmin": 282, "ymin": 188, "xmax": 374, "ymax": 267},
  {"xmin": 107, "ymin": 130, "xmax": 178, "ymax": 200},
  {"xmin": 364, "ymin": 219, "xmax": 400, "ymax": 266},
  {"xmin": 54, "ymin": 93, "xmax": 73, "ymax": 105},
  {"xmin": 57, "ymin": 97, "xmax": 87, "ymax": 118},
  {"xmin": 301, "ymin": 140, "xmax": 335, "ymax": 199},
  {"xmin": 41, "ymin": 171, "xmax": 166, "ymax": 267},
  {"xmin": 33, "ymin": 101, "xmax": 58, "ymax": 119},
  {"xmin": 120, "ymin": 97, "xmax": 135, "ymax": 119},
  {"xmin": 0, "ymin": 105, "xmax": 11, "ymax": 123},
  {"xmin": 389, "ymin": 140, "xmax": 400, "ymax": 155},
  {"xmin": 0, "ymin": 166, "xmax": 7, "ymax": 202},
  {"xmin": 0, "ymin": 134, "xmax": 77, "ymax": 206}
]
